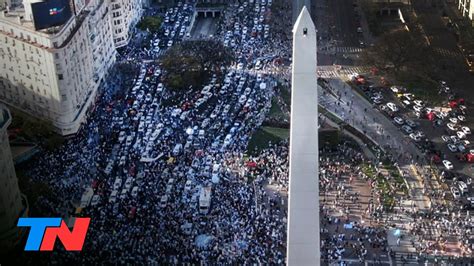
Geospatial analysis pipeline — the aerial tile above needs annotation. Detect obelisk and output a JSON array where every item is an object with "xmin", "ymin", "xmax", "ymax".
[
  {"xmin": 292, "ymin": 0, "xmax": 312, "ymax": 24},
  {"xmin": 286, "ymin": 6, "xmax": 320, "ymax": 266}
]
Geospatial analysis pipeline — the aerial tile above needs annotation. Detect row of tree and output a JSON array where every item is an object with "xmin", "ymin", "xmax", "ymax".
[{"xmin": 161, "ymin": 40, "xmax": 234, "ymax": 90}]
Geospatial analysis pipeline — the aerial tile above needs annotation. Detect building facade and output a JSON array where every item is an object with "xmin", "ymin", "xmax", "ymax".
[
  {"xmin": 0, "ymin": 0, "xmax": 116, "ymax": 135},
  {"xmin": 110, "ymin": 0, "xmax": 144, "ymax": 48},
  {"xmin": 0, "ymin": 104, "xmax": 27, "ymax": 251},
  {"xmin": 457, "ymin": 0, "xmax": 474, "ymax": 23}
]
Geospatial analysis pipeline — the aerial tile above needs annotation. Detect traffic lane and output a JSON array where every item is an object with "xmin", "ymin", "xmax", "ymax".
[
  {"xmin": 328, "ymin": 0, "xmax": 359, "ymax": 47},
  {"xmin": 332, "ymin": 80, "xmax": 422, "ymax": 158},
  {"xmin": 375, "ymin": 89, "xmax": 473, "ymax": 177}
]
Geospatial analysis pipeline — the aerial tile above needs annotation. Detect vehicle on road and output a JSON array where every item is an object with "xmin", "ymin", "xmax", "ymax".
[{"xmin": 443, "ymin": 160, "xmax": 454, "ymax": 170}]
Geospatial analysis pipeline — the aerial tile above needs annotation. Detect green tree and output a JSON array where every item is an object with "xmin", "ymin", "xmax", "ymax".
[
  {"xmin": 137, "ymin": 16, "xmax": 163, "ymax": 33},
  {"xmin": 360, "ymin": 29, "xmax": 432, "ymax": 73},
  {"xmin": 161, "ymin": 40, "xmax": 234, "ymax": 90}
]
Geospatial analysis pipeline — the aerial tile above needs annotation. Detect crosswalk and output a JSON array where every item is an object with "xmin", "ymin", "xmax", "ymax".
[
  {"xmin": 433, "ymin": 47, "xmax": 464, "ymax": 59},
  {"xmin": 317, "ymin": 66, "xmax": 370, "ymax": 79},
  {"xmin": 394, "ymin": 253, "xmax": 420, "ymax": 265},
  {"xmin": 336, "ymin": 46, "xmax": 364, "ymax": 54},
  {"xmin": 318, "ymin": 46, "xmax": 364, "ymax": 54}
]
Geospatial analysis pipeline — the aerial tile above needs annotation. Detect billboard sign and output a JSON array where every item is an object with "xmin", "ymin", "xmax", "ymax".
[{"xmin": 31, "ymin": 0, "xmax": 73, "ymax": 31}]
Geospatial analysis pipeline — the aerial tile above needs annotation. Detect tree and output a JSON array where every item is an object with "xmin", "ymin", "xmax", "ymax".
[
  {"xmin": 161, "ymin": 40, "xmax": 234, "ymax": 90},
  {"xmin": 137, "ymin": 16, "xmax": 163, "ymax": 33},
  {"xmin": 360, "ymin": 29, "xmax": 432, "ymax": 73}
]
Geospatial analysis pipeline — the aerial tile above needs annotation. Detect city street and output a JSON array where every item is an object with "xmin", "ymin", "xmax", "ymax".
[{"xmin": 3, "ymin": 0, "xmax": 472, "ymax": 265}]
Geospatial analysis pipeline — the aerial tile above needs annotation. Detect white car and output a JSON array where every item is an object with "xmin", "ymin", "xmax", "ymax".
[
  {"xmin": 91, "ymin": 195, "xmax": 100, "ymax": 206},
  {"xmin": 457, "ymin": 131, "xmax": 466, "ymax": 139},
  {"xmin": 238, "ymin": 95, "xmax": 247, "ymax": 104},
  {"xmin": 157, "ymin": 83, "xmax": 164, "ymax": 92},
  {"xmin": 442, "ymin": 160, "xmax": 453, "ymax": 170},
  {"xmin": 167, "ymin": 40, "xmax": 173, "ymax": 47},
  {"xmin": 386, "ymin": 102, "xmax": 399, "ymax": 112},
  {"xmin": 393, "ymin": 117, "xmax": 404, "ymax": 125},
  {"xmin": 415, "ymin": 131, "xmax": 425, "ymax": 138},
  {"xmin": 184, "ymin": 180, "xmax": 192, "ymax": 191},
  {"xmin": 441, "ymin": 135, "xmax": 450, "ymax": 142},
  {"xmin": 447, "ymin": 143, "xmax": 458, "ymax": 153},
  {"xmin": 458, "ymin": 115, "xmax": 466, "ymax": 122},
  {"xmin": 451, "ymin": 186, "xmax": 461, "ymax": 199},
  {"xmin": 390, "ymin": 86, "xmax": 404, "ymax": 93},
  {"xmin": 409, "ymin": 133, "xmax": 421, "ymax": 142},
  {"xmin": 413, "ymin": 100, "xmax": 424, "ymax": 106},
  {"xmin": 461, "ymin": 126, "xmax": 471, "ymax": 135},
  {"xmin": 447, "ymin": 123, "xmax": 458, "ymax": 131},
  {"xmin": 109, "ymin": 190, "xmax": 118, "ymax": 203},
  {"xmin": 131, "ymin": 186, "xmax": 139, "ymax": 197},
  {"xmin": 457, "ymin": 181, "xmax": 468, "ymax": 194},
  {"xmin": 449, "ymin": 117, "xmax": 459, "ymax": 124},
  {"xmin": 413, "ymin": 105, "xmax": 424, "ymax": 112},
  {"xmin": 450, "ymin": 135, "xmax": 460, "ymax": 143}
]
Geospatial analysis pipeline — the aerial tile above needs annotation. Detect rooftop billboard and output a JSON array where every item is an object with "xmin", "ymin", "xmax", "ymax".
[{"xmin": 31, "ymin": 0, "xmax": 73, "ymax": 31}]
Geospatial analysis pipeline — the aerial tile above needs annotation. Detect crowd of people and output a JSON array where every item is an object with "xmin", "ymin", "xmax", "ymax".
[
  {"xmin": 17, "ymin": 0, "xmax": 473, "ymax": 265},
  {"xmin": 21, "ymin": 0, "xmax": 292, "ymax": 264}
]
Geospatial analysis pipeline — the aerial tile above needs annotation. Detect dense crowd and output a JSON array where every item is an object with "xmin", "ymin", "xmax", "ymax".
[{"xmin": 22, "ymin": 0, "xmax": 293, "ymax": 264}]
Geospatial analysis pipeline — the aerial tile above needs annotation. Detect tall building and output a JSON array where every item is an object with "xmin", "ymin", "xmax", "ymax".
[
  {"xmin": 287, "ymin": 7, "xmax": 320, "ymax": 265},
  {"xmin": 110, "ymin": 0, "xmax": 144, "ymax": 48},
  {"xmin": 0, "ymin": 0, "xmax": 116, "ymax": 135},
  {"xmin": 0, "ymin": 104, "xmax": 27, "ymax": 251},
  {"xmin": 457, "ymin": 0, "xmax": 474, "ymax": 24}
]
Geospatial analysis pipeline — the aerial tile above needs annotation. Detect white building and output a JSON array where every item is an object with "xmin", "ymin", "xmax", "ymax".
[
  {"xmin": 0, "ymin": 104, "xmax": 27, "ymax": 251},
  {"xmin": 457, "ymin": 0, "xmax": 474, "ymax": 23},
  {"xmin": 0, "ymin": 0, "xmax": 116, "ymax": 135},
  {"xmin": 110, "ymin": 0, "xmax": 144, "ymax": 48}
]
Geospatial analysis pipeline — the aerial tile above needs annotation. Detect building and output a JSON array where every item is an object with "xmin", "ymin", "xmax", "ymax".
[
  {"xmin": 86, "ymin": 0, "xmax": 118, "ymax": 83},
  {"xmin": 457, "ymin": 0, "xmax": 474, "ymax": 23},
  {"xmin": 0, "ymin": 104, "xmax": 27, "ymax": 251},
  {"xmin": 110, "ymin": 0, "xmax": 144, "ymax": 48},
  {"xmin": 0, "ymin": 0, "xmax": 116, "ymax": 135},
  {"xmin": 287, "ymin": 7, "xmax": 320, "ymax": 265}
]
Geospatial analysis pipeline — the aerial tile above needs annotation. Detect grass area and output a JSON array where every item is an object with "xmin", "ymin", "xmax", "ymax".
[
  {"xmin": 361, "ymin": 163, "xmax": 397, "ymax": 211},
  {"xmin": 319, "ymin": 106, "xmax": 343, "ymax": 124},
  {"xmin": 247, "ymin": 126, "xmax": 289, "ymax": 154}
]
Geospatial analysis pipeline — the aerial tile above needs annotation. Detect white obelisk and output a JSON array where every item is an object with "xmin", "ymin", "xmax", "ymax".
[{"xmin": 287, "ymin": 6, "xmax": 320, "ymax": 266}]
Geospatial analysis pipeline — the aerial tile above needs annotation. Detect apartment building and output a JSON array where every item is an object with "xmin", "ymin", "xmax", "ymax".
[
  {"xmin": 0, "ymin": 104, "xmax": 27, "ymax": 251},
  {"xmin": 0, "ymin": 0, "xmax": 116, "ymax": 135},
  {"xmin": 110, "ymin": 0, "xmax": 144, "ymax": 48}
]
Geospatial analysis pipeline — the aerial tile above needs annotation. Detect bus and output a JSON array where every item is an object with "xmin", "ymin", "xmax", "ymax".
[{"xmin": 199, "ymin": 186, "xmax": 212, "ymax": 214}]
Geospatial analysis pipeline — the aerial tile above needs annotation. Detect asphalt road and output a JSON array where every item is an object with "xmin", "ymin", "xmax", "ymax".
[
  {"xmin": 314, "ymin": 0, "xmax": 362, "ymax": 66},
  {"xmin": 190, "ymin": 17, "xmax": 218, "ymax": 39}
]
